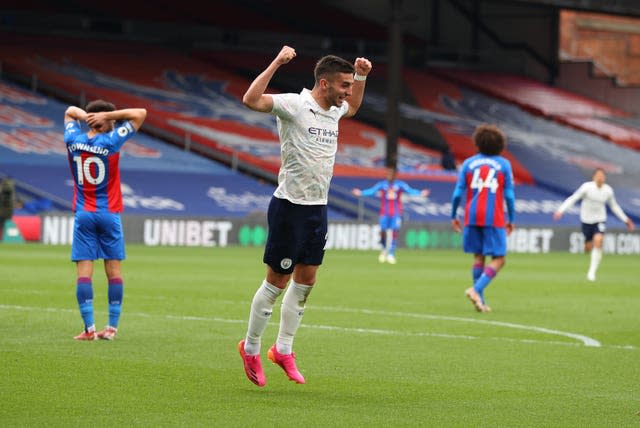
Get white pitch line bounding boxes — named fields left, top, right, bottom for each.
left=310, top=305, right=603, bottom=348
left=0, top=304, right=633, bottom=350
left=301, top=323, right=611, bottom=349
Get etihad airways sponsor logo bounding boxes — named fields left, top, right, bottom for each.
left=308, top=127, right=338, bottom=138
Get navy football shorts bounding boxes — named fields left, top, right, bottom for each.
left=71, top=211, right=125, bottom=261
left=263, top=197, right=328, bottom=274
left=581, top=222, right=606, bottom=242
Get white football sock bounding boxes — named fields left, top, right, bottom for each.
left=244, top=280, right=282, bottom=355
left=588, top=247, right=602, bottom=277
left=276, top=281, right=313, bottom=355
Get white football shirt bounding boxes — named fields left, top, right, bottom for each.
left=557, top=181, right=629, bottom=224
left=270, top=89, right=349, bottom=205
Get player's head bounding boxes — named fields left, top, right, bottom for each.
left=473, top=124, right=506, bottom=156
left=386, top=166, right=397, bottom=181
left=592, top=168, right=606, bottom=186
left=85, top=99, right=116, bottom=132
left=314, top=55, right=355, bottom=107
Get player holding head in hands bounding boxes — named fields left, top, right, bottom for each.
left=450, top=124, right=515, bottom=313
left=352, top=166, right=430, bottom=264
left=238, top=45, right=372, bottom=386
left=553, top=168, right=634, bottom=281
left=64, top=100, right=146, bottom=340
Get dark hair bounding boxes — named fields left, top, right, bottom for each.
left=473, top=124, right=506, bottom=156
left=85, top=99, right=116, bottom=113
left=592, top=167, right=605, bottom=176
left=314, top=55, right=355, bottom=83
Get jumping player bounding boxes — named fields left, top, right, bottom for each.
left=238, top=45, right=372, bottom=386
left=64, top=100, right=147, bottom=340
left=553, top=168, right=634, bottom=281
left=352, top=166, right=430, bottom=264
left=450, top=124, right=515, bottom=312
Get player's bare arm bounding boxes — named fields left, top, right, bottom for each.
left=451, top=218, right=462, bottom=233
left=243, top=45, right=296, bottom=113
left=64, top=106, right=87, bottom=123
left=344, top=57, right=372, bottom=118
left=87, top=108, right=147, bottom=131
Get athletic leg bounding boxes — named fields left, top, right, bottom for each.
left=587, top=233, right=604, bottom=281
left=74, top=260, right=96, bottom=340
left=244, top=267, right=287, bottom=355
left=475, top=257, right=505, bottom=299
left=238, top=267, right=287, bottom=387
left=276, top=264, right=316, bottom=354
left=465, top=227, right=507, bottom=312
left=71, top=212, right=99, bottom=339
left=267, top=263, right=316, bottom=384
left=0, top=216, right=6, bottom=241
left=472, top=254, right=485, bottom=284
left=95, top=260, right=123, bottom=340
left=378, top=217, right=389, bottom=262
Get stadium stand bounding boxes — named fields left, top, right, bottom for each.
left=1, top=3, right=639, bottom=226
left=432, top=68, right=640, bottom=151
left=0, top=79, right=307, bottom=218
left=0, top=31, right=452, bottom=219
left=0, top=33, right=447, bottom=174
left=1, top=0, right=291, bottom=32
left=193, top=47, right=640, bottom=218
left=192, top=50, right=453, bottom=158
left=192, top=49, right=640, bottom=225
left=422, top=68, right=640, bottom=223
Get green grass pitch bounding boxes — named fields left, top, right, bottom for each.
left=1, top=244, right=639, bottom=427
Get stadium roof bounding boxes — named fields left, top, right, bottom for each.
left=510, top=0, right=640, bottom=17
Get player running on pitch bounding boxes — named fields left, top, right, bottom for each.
left=553, top=168, right=634, bottom=281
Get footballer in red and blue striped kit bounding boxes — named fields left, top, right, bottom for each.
left=451, top=124, right=515, bottom=313
left=353, top=166, right=429, bottom=264
left=64, top=100, right=146, bottom=340
left=65, top=121, right=129, bottom=214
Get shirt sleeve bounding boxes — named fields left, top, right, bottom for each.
left=360, top=181, right=384, bottom=197
left=64, top=121, right=81, bottom=145
left=503, top=161, right=515, bottom=223
left=606, top=188, right=629, bottom=223
left=398, top=181, right=423, bottom=196
left=450, top=162, right=468, bottom=219
left=271, top=93, right=303, bottom=120
left=557, top=183, right=587, bottom=214
left=106, top=121, right=137, bottom=152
